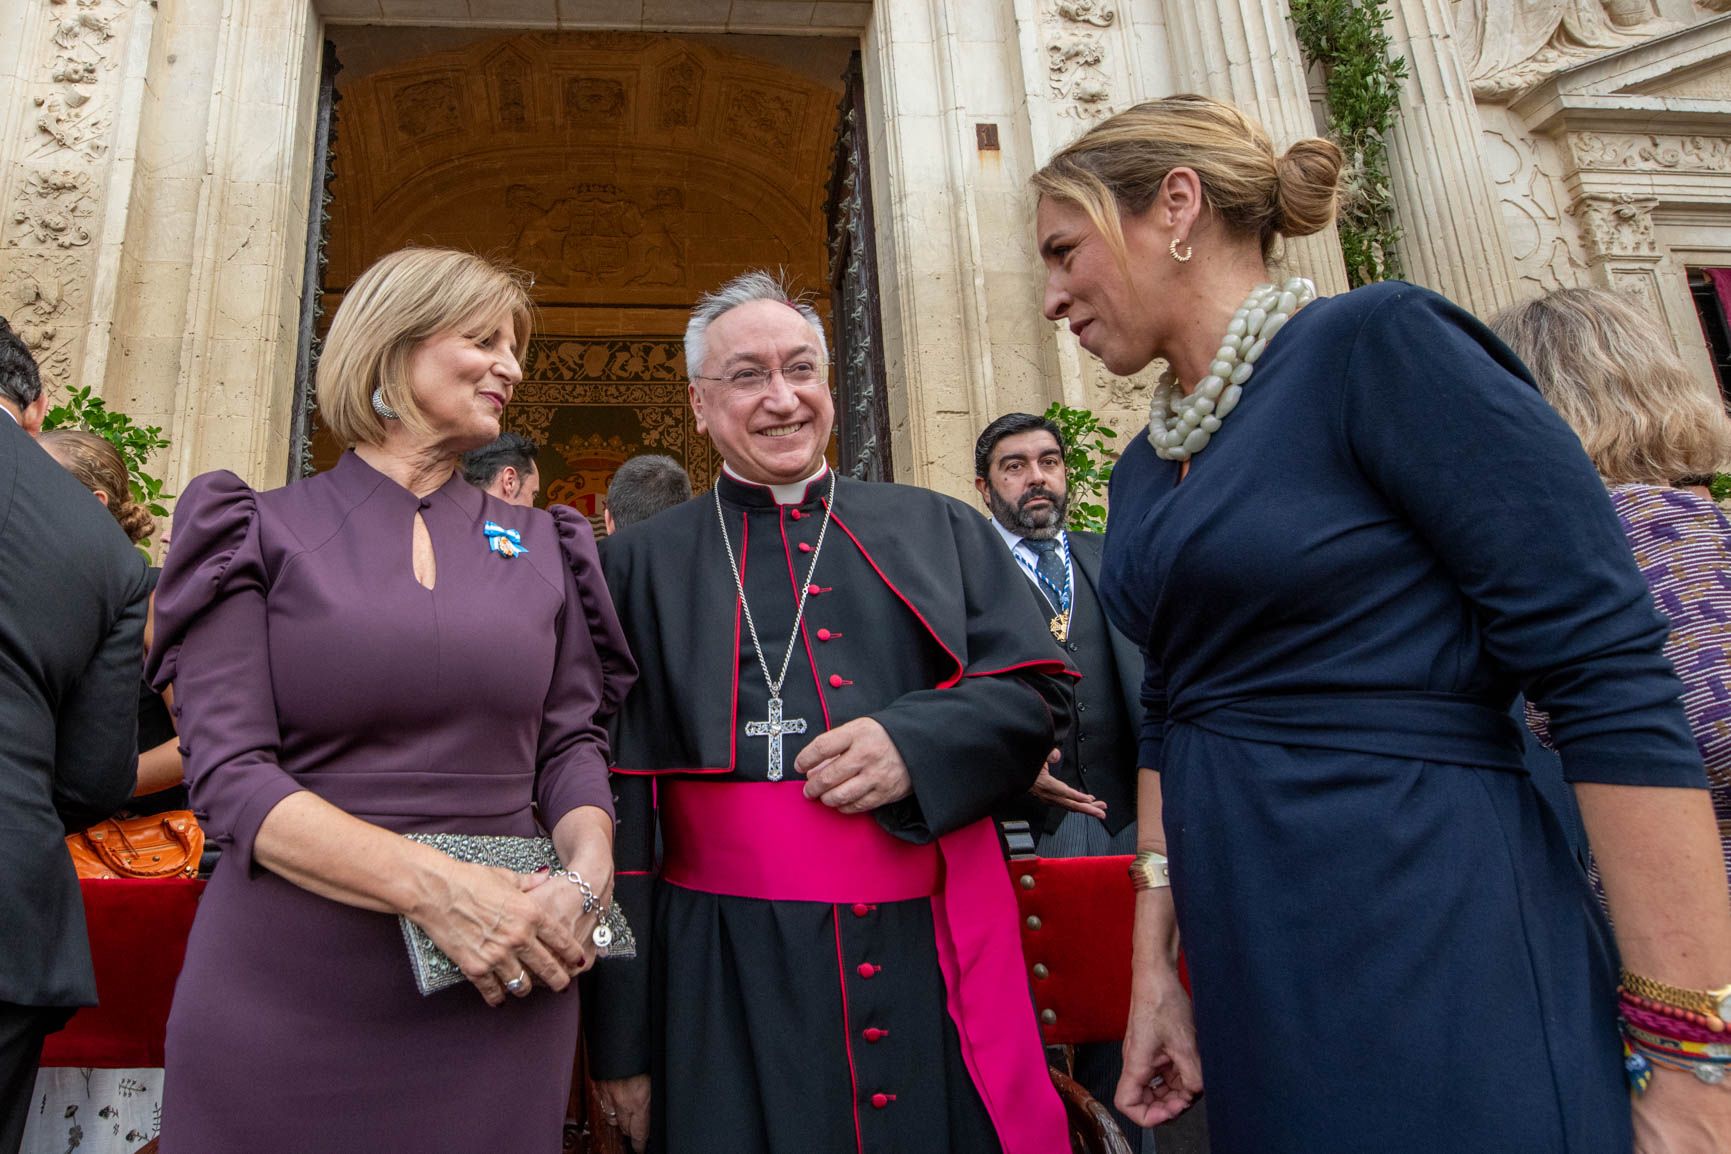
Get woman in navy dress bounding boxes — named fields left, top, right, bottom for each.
left=147, top=247, right=636, bottom=1151
left=1029, top=96, right=1731, bottom=1152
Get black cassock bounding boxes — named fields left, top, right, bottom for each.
left=591, top=470, right=1075, bottom=1154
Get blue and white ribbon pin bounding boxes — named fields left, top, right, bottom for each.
left=483, top=520, right=527, bottom=558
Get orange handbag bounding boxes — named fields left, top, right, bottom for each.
left=66, top=811, right=204, bottom=879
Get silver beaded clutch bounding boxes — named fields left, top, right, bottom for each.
left=399, top=833, right=635, bottom=996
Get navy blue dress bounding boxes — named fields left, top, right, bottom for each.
left=1099, top=281, right=1706, bottom=1153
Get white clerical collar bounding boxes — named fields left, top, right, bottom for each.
left=723, top=462, right=831, bottom=506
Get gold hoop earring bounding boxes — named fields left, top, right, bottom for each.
left=1168, top=237, right=1193, bottom=264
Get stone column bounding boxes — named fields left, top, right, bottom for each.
left=864, top=0, right=1095, bottom=498
left=1379, top=0, right=1520, bottom=315
left=1161, top=0, right=1351, bottom=296
left=1567, top=184, right=1718, bottom=391
left=168, top=0, right=321, bottom=489
left=99, top=0, right=227, bottom=447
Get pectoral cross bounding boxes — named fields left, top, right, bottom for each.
left=746, top=696, right=808, bottom=782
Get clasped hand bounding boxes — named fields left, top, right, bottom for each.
left=412, top=857, right=612, bottom=1006
left=794, top=716, right=912, bottom=814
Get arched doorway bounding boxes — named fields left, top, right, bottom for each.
left=310, top=29, right=856, bottom=525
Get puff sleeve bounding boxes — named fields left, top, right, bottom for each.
left=538, top=506, right=637, bottom=827
left=146, top=471, right=305, bottom=870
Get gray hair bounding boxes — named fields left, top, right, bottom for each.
left=684, top=270, right=829, bottom=379
left=606, top=454, right=693, bottom=530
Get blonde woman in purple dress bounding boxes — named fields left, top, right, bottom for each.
left=147, top=248, right=636, bottom=1151
left=1495, top=288, right=1731, bottom=906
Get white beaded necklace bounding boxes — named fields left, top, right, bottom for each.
left=1147, top=276, right=1317, bottom=461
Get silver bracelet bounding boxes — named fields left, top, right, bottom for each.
left=552, top=867, right=603, bottom=915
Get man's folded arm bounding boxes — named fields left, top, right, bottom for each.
left=872, top=667, right=1074, bottom=843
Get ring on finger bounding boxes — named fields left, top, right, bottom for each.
left=504, top=969, right=530, bottom=995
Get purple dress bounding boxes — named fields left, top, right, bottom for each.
left=1533, top=483, right=1731, bottom=902
left=146, top=451, right=635, bottom=1152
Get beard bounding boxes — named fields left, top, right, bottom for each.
left=987, top=483, right=1069, bottom=540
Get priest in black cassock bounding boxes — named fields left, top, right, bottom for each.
left=588, top=270, right=1075, bottom=1154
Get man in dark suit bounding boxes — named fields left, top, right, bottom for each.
left=0, top=318, right=149, bottom=1152
left=976, top=412, right=1142, bottom=851
left=975, top=411, right=1152, bottom=1150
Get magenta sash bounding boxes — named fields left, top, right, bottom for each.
left=660, top=781, right=1067, bottom=1154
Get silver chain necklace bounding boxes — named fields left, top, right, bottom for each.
left=714, top=474, right=837, bottom=781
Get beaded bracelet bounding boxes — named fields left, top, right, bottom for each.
left=1622, top=995, right=1728, bottom=1046
left=1619, top=985, right=1727, bottom=1034
left=1620, top=970, right=1731, bottom=1032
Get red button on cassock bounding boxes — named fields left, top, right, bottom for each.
left=808, top=583, right=821, bottom=594
left=829, top=674, right=846, bottom=688
left=857, top=963, right=880, bottom=979
left=790, top=509, right=803, bottom=520
left=798, top=542, right=812, bottom=553
left=851, top=902, right=870, bottom=917
left=871, top=1093, right=894, bottom=1109
left=863, top=1027, right=888, bottom=1043
left=818, top=629, right=832, bottom=641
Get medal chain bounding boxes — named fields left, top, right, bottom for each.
left=1013, top=534, right=1072, bottom=614
left=714, top=475, right=838, bottom=700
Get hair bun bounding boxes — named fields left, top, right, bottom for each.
left=116, top=499, right=156, bottom=545
left=1273, top=138, right=1344, bottom=239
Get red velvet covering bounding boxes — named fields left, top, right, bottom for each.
left=40, top=878, right=203, bottom=1068
left=1013, top=855, right=1135, bottom=1045
left=1011, top=855, right=1188, bottom=1047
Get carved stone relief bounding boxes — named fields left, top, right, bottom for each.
left=32, top=90, right=113, bottom=160
left=1610, top=268, right=1663, bottom=316
left=1571, top=132, right=1731, bottom=173
left=658, top=54, right=703, bottom=129
left=392, top=77, right=462, bottom=141
left=488, top=51, right=532, bottom=130
left=506, top=184, right=688, bottom=287
left=8, top=170, right=96, bottom=249
left=1041, top=0, right=1118, bottom=122
left=723, top=87, right=803, bottom=152
left=1105, top=365, right=1153, bottom=409
left=1457, top=0, right=1675, bottom=101
left=1482, top=125, right=1586, bottom=294
left=1567, top=191, right=1659, bottom=260
left=562, top=77, right=629, bottom=125
left=1, top=255, right=84, bottom=384
left=29, top=0, right=127, bottom=163
left=1056, top=0, right=1115, bottom=27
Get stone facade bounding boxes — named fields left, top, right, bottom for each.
left=1, top=0, right=1727, bottom=505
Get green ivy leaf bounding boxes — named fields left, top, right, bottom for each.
left=37, top=389, right=174, bottom=522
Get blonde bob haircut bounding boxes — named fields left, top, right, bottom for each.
left=316, top=247, right=533, bottom=447
left=1029, top=93, right=1343, bottom=269
left=1490, top=287, right=1731, bottom=486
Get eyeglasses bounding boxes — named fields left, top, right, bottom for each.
left=691, top=360, right=829, bottom=390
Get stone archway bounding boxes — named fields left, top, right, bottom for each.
left=313, top=29, right=852, bottom=520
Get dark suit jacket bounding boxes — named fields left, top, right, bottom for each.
left=0, top=417, right=149, bottom=1007
left=1004, top=529, right=1145, bottom=836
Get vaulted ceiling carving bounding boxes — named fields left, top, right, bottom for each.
left=324, top=32, right=842, bottom=306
